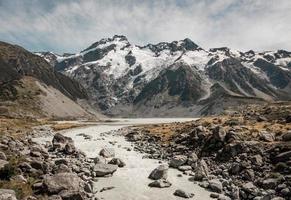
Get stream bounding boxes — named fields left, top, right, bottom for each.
left=35, top=118, right=212, bottom=200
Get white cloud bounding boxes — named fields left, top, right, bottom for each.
left=0, top=0, right=290, bottom=53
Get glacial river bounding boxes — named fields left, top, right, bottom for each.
left=36, top=118, right=212, bottom=200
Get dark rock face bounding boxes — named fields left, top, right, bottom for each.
left=0, top=41, right=87, bottom=102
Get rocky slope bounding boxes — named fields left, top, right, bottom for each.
left=125, top=102, right=291, bottom=199
left=0, top=41, right=100, bottom=119
left=38, top=35, right=291, bottom=117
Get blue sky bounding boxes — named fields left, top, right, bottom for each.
left=1, top=0, right=291, bottom=53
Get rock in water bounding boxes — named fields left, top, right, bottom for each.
left=43, top=173, right=83, bottom=194
left=169, top=155, right=188, bottom=168
left=0, top=189, right=17, bottom=200
left=99, top=148, right=115, bottom=158
left=148, top=179, right=172, bottom=188
left=173, top=189, right=194, bottom=198
left=148, top=164, right=168, bottom=180
left=93, top=163, right=118, bottom=177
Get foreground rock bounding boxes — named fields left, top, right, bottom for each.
left=108, top=158, right=126, bottom=167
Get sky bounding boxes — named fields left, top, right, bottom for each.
left=0, top=0, right=291, bottom=53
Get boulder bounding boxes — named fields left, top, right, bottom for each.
left=213, top=126, right=226, bottom=142
left=208, top=179, right=223, bottom=193
left=262, top=178, right=278, bottom=189
left=93, top=164, right=118, bottom=177
left=0, top=189, right=17, bottom=200
left=282, top=131, right=291, bottom=141
left=173, top=189, right=194, bottom=198
left=148, top=164, right=168, bottom=180
left=260, top=131, right=275, bottom=142
left=52, top=133, right=74, bottom=151
left=108, top=158, right=126, bottom=167
left=43, top=173, right=83, bottom=194
left=0, top=159, right=8, bottom=170
left=148, top=179, right=172, bottom=188
left=193, top=159, right=209, bottom=181
left=0, top=151, right=7, bottom=160
left=99, top=148, right=115, bottom=158
left=187, top=152, right=198, bottom=166
left=169, top=155, right=188, bottom=168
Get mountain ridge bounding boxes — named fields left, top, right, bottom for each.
left=36, top=35, right=291, bottom=117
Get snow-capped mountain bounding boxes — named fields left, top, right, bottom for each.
left=37, top=35, right=291, bottom=117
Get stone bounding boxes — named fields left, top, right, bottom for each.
left=99, top=148, right=115, bottom=158
left=108, top=158, right=126, bottom=167
left=193, top=159, right=209, bottom=181
left=148, top=179, right=172, bottom=188
left=262, top=178, right=278, bottom=189
left=274, top=151, right=291, bottom=162
left=251, top=154, right=263, bottom=166
left=178, top=165, right=192, bottom=172
left=93, top=163, right=118, bottom=177
left=187, top=152, right=198, bottom=165
left=148, top=164, right=168, bottom=180
left=43, top=173, right=83, bottom=194
left=173, top=189, right=194, bottom=198
left=282, top=131, right=291, bottom=141
left=59, top=190, right=84, bottom=200
left=0, top=189, right=17, bottom=200
left=209, top=179, right=223, bottom=193
left=52, top=133, right=74, bottom=151
left=213, top=126, right=226, bottom=142
left=169, top=155, right=188, bottom=168
left=100, top=186, right=115, bottom=192
left=210, top=193, right=219, bottom=198
left=0, top=151, right=7, bottom=160
left=11, top=175, right=27, bottom=183
left=0, top=159, right=8, bottom=170
left=260, top=131, right=275, bottom=142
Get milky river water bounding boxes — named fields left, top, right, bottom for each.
left=35, top=118, right=212, bottom=200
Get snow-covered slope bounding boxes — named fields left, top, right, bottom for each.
left=37, top=35, right=291, bottom=117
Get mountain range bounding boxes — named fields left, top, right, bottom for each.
left=36, top=35, right=291, bottom=117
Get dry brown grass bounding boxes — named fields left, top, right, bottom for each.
left=51, top=122, right=87, bottom=131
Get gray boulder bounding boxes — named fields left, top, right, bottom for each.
left=99, top=148, right=115, bottom=158
left=0, top=151, right=7, bottom=160
left=0, top=189, right=17, bottom=200
left=282, top=131, right=291, bottom=141
left=148, top=164, right=168, bottom=180
left=169, top=155, right=188, bottom=168
left=93, top=163, right=118, bottom=177
left=173, top=189, right=194, bottom=198
left=0, top=159, right=8, bottom=170
left=43, top=173, right=83, bottom=194
left=193, top=159, right=209, bottom=181
left=260, top=131, right=275, bottom=142
left=208, top=179, right=223, bottom=193
left=52, top=133, right=74, bottom=152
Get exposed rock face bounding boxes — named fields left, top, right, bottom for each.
left=38, top=35, right=291, bottom=117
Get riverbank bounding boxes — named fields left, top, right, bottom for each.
left=125, top=103, right=291, bottom=200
